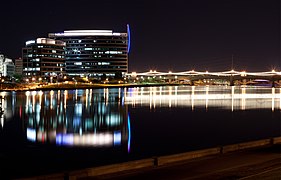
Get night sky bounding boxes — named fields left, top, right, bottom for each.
left=0, top=0, right=280, bottom=72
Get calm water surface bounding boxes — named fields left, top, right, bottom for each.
left=0, top=85, right=280, bottom=177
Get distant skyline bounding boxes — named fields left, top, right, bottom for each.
left=0, top=0, right=280, bottom=72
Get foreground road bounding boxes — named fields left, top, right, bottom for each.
left=84, top=145, right=281, bottom=180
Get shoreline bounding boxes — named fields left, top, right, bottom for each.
left=0, top=83, right=182, bottom=92
left=0, top=83, right=278, bottom=92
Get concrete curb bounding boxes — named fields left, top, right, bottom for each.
left=23, top=136, right=281, bottom=180
left=222, top=139, right=271, bottom=153
left=273, top=137, right=281, bottom=144
left=68, top=158, right=154, bottom=179
left=157, top=147, right=221, bottom=166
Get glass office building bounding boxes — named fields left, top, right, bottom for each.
left=48, top=29, right=129, bottom=77
left=22, top=38, right=65, bottom=77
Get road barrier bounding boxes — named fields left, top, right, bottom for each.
left=273, top=137, right=281, bottom=144
left=157, top=147, right=221, bottom=166
left=222, top=139, right=271, bottom=153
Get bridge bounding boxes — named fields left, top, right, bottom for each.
left=126, top=70, right=281, bottom=87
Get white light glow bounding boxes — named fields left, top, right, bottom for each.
left=27, top=128, right=36, bottom=142
left=51, top=30, right=123, bottom=37
left=125, top=86, right=281, bottom=110
left=26, top=40, right=35, bottom=46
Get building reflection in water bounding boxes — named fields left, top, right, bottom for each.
left=1, top=85, right=280, bottom=150
left=0, top=95, right=4, bottom=128
left=23, top=89, right=130, bottom=151
left=0, top=91, right=15, bottom=129
left=125, top=86, right=281, bottom=111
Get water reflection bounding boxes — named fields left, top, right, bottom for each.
left=22, top=89, right=130, bottom=149
left=0, top=96, right=4, bottom=128
left=0, top=92, right=14, bottom=129
left=0, top=85, right=280, bottom=150
left=125, top=86, right=281, bottom=110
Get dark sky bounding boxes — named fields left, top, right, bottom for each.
left=0, top=0, right=280, bottom=72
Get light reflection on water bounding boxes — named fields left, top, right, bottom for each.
left=125, top=86, right=281, bottom=111
left=0, top=85, right=280, bottom=150
left=1, top=89, right=130, bottom=150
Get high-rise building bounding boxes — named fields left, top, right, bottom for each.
left=15, top=58, right=23, bottom=75
left=22, top=38, right=65, bottom=77
left=0, top=54, right=15, bottom=77
left=48, top=27, right=129, bottom=77
left=3, top=59, right=15, bottom=77
left=0, top=54, right=4, bottom=76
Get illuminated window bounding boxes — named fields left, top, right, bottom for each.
left=74, top=62, right=82, bottom=65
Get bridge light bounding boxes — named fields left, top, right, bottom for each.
left=154, top=70, right=157, bottom=73
left=150, top=70, right=153, bottom=73
left=241, top=71, right=247, bottom=77
left=191, top=70, right=195, bottom=72
left=272, top=69, right=275, bottom=73
left=206, top=71, right=208, bottom=74
left=231, top=69, right=234, bottom=72
left=169, top=71, right=172, bottom=74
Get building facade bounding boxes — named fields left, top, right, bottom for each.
left=0, top=55, right=4, bottom=76
left=22, top=38, right=65, bottom=77
left=48, top=29, right=129, bottom=77
left=15, top=58, right=23, bottom=75
left=0, top=54, right=15, bottom=77
left=3, top=58, right=15, bottom=77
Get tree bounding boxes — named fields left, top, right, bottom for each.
left=13, top=74, right=23, bottom=82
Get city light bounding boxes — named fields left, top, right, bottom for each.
left=124, top=86, right=281, bottom=110
left=241, top=71, right=247, bottom=77
left=126, top=70, right=281, bottom=77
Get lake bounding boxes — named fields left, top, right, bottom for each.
left=0, top=85, right=280, bottom=178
